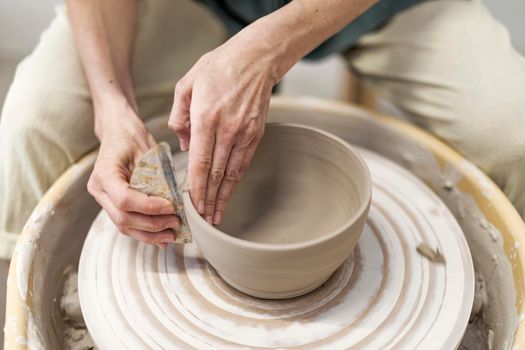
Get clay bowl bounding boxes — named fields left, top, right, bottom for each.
left=183, top=123, right=372, bottom=299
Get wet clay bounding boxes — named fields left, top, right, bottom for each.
left=182, top=124, right=372, bottom=299
left=218, top=124, right=363, bottom=244
left=78, top=147, right=473, bottom=349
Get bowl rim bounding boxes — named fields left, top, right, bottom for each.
left=183, top=122, right=372, bottom=252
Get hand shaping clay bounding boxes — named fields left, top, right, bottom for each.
left=78, top=146, right=474, bottom=349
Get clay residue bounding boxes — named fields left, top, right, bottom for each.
left=15, top=203, right=54, bottom=302
left=64, top=327, right=95, bottom=350
left=398, top=145, right=519, bottom=349
left=416, top=243, right=445, bottom=264
left=60, top=267, right=95, bottom=350
left=60, top=267, right=85, bottom=328
left=460, top=272, right=491, bottom=350
left=8, top=202, right=55, bottom=349
left=460, top=317, right=492, bottom=350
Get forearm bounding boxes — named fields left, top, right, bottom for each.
left=66, top=0, right=138, bottom=138
left=231, top=0, right=377, bottom=83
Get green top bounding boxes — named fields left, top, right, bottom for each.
left=198, top=0, right=426, bottom=60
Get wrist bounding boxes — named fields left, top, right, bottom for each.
left=91, top=77, right=137, bottom=109
left=94, top=94, right=142, bottom=141
left=227, top=28, right=288, bottom=86
left=234, top=8, right=311, bottom=84
left=235, top=0, right=377, bottom=83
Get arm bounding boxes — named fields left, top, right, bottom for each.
left=169, top=0, right=377, bottom=225
left=67, top=0, right=138, bottom=125
left=248, top=0, right=378, bottom=81
left=67, top=0, right=180, bottom=247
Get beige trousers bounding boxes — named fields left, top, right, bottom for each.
left=1, top=0, right=524, bottom=260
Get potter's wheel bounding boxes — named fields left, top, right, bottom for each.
left=79, top=148, right=474, bottom=349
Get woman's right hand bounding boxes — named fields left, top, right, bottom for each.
left=88, top=101, right=180, bottom=248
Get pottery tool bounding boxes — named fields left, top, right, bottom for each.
left=129, top=142, right=192, bottom=243
left=79, top=148, right=474, bottom=349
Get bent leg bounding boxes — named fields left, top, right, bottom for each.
left=346, top=0, right=525, bottom=217
left=0, top=7, right=94, bottom=258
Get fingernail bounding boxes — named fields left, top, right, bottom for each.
left=205, top=216, right=213, bottom=225
left=213, top=211, right=222, bottom=225
left=197, top=200, right=204, bottom=214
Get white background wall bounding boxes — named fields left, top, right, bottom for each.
left=0, top=0, right=62, bottom=60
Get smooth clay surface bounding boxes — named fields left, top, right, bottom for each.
left=183, top=123, right=372, bottom=299
left=217, top=124, right=364, bottom=244
left=78, top=147, right=474, bottom=350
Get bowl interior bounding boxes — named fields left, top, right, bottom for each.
left=218, top=123, right=370, bottom=244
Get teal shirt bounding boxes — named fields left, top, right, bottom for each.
left=198, top=0, right=425, bottom=59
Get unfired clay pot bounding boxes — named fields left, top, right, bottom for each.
left=183, top=123, right=372, bottom=299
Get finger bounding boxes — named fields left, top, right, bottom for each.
left=238, top=136, right=260, bottom=181
left=213, top=118, right=264, bottom=225
left=94, top=192, right=177, bottom=244
left=87, top=173, right=102, bottom=198
left=225, top=138, right=260, bottom=209
left=115, top=211, right=180, bottom=233
left=188, top=119, right=216, bottom=215
left=97, top=190, right=179, bottom=232
left=212, top=143, right=249, bottom=225
left=123, top=228, right=177, bottom=245
left=237, top=117, right=265, bottom=182
left=103, top=173, right=175, bottom=215
left=168, top=79, right=192, bottom=151
left=204, top=134, right=234, bottom=224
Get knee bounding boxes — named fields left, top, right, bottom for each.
left=0, top=92, right=66, bottom=176
left=440, top=83, right=525, bottom=216
left=443, top=75, right=525, bottom=172
left=0, top=81, right=76, bottom=199
left=1, top=73, right=55, bottom=152
left=1, top=74, right=47, bottom=152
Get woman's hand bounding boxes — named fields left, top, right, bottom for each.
left=168, top=0, right=377, bottom=226
left=168, top=40, right=275, bottom=226
left=88, top=102, right=180, bottom=248
left=69, top=0, right=181, bottom=246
